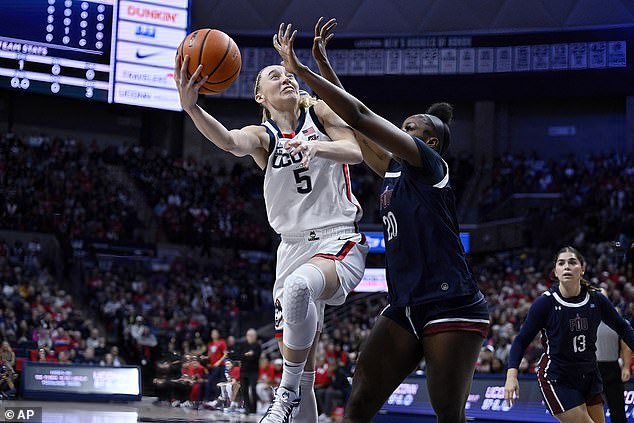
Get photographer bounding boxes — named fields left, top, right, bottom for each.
left=0, top=364, right=16, bottom=399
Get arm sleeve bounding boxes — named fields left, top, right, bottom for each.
left=403, top=136, right=446, bottom=185
left=597, top=293, right=634, bottom=350
left=508, top=295, right=550, bottom=369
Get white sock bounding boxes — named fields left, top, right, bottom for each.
left=280, top=359, right=306, bottom=393
left=294, top=371, right=317, bottom=423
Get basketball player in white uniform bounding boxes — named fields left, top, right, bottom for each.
left=174, top=57, right=368, bottom=423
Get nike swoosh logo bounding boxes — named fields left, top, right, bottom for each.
left=136, top=51, right=161, bottom=59
left=338, top=234, right=358, bottom=241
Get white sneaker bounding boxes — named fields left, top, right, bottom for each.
left=259, top=386, right=301, bottom=423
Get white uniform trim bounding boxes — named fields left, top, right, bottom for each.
left=433, top=158, right=450, bottom=188
left=405, top=306, right=420, bottom=339
left=538, top=334, right=565, bottom=414
left=423, top=317, right=491, bottom=328
left=552, top=292, right=590, bottom=308
left=385, top=171, right=401, bottom=178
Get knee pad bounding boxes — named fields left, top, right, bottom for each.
left=283, top=263, right=325, bottom=325
left=283, top=301, right=318, bottom=350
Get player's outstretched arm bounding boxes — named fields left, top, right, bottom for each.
left=311, top=18, right=392, bottom=177
left=174, top=55, right=267, bottom=165
left=312, top=17, right=343, bottom=89
left=274, top=23, right=422, bottom=167
left=285, top=100, right=361, bottom=169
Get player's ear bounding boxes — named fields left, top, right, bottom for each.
left=426, top=137, right=440, bottom=150
left=255, top=92, right=265, bottom=104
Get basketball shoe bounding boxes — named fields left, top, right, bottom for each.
left=259, top=386, right=300, bottom=423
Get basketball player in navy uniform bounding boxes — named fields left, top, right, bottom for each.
left=504, top=246, right=634, bottom=423
left=174, top=56, right=368, bottom=423
left=274, top=21, right=490, bottom=423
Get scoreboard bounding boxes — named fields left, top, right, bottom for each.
left=0, top=0, right=189, bottom=111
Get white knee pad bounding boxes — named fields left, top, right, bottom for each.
left=283, top=263, right=325, bottom=325
left=283, top=300, right=318, bottom=350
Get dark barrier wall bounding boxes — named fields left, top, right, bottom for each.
left=380, top=374, right=634, bottom=422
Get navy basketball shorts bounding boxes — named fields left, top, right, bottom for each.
left=381, top=291, right=490, bottom=339
left=537, top=364, right=603, bottom=415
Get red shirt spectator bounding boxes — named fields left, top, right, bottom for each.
left=206, top=329, right=227, bottom=369
left=258, top=359, right=275, bottom=383
left=315, top=362, right=330, bottom=388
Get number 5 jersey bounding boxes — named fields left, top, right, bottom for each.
left=262, top=106, right=362, bottom=235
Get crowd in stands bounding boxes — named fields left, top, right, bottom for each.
left=0, top=239, right=127, bottom=399
left=479, top=152, right=634, bottom=228
left=111, top=145, right=273, bottom=249
left=1, top=132, right=476, bottom=250
left=83, top=253, right=274, bottom=355
left=0, top=133, right=143, bottom=243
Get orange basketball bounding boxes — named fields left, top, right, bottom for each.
left=177, top=29, right=241, bottom=94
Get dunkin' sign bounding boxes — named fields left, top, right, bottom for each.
left=120, top=1, right=187, bottom=28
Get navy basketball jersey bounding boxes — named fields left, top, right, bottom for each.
left=379, top=136, right=478, bottom=307
left=508, top=285, right=634, bottom=374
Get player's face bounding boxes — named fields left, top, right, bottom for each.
left=256, top=65, right=299, bottom=104
left=402, top=115, right=440, bottom=152
left=554, top=252, right=585, bottom=283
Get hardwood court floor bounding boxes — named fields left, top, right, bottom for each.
left=1, top=398, right=261, bottom=423
left=1, top=399, right=519, bottom=422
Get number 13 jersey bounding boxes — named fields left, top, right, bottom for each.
left=262, top=106, right=362, bottom=235
left=508, top=284, right=634, bottom=374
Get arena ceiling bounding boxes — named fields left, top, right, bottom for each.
left=192, top=0, right=634, bottom=36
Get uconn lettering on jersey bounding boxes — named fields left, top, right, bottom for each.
left=271, top=132, right=318, bottom=169
left=272, top=144, right=303, bottom=169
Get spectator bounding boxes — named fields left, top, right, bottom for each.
left=0, top=341, right=15, bottom=368
left=215, top=360, right=241, bottom=411
left=110, top=346, right=125, bottom=367
left=204, top=329, right=227, bottom=403
left=100, top=353, right=114, bottom=367
left=0, top=364, right=16, bottom=399
left=77, top=347, right=99, bottom=365
left=174, top=354, right=207, bottom=408
left=256, top=356, right=276, bottom=412
left=320, top=359, right=351, bottom=419
left=238, top=328, right=261, bottom=415
left=86, top=328, right=100, bottom=350
left=58, top=350, right=72, bottom=364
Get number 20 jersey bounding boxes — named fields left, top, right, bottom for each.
left=380, top=136, right=478, bottom=307
left=262, top=106, right=362, bottom=235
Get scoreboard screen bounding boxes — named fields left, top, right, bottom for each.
left=0, top=0, right=189, bottom=111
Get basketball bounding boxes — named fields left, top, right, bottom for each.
left=177, top=29, right=241, bottom=94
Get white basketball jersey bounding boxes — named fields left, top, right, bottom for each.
left=262, top=106, right=362, bottom=235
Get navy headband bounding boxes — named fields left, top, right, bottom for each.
left=423, top=114, right=445, bottom=142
